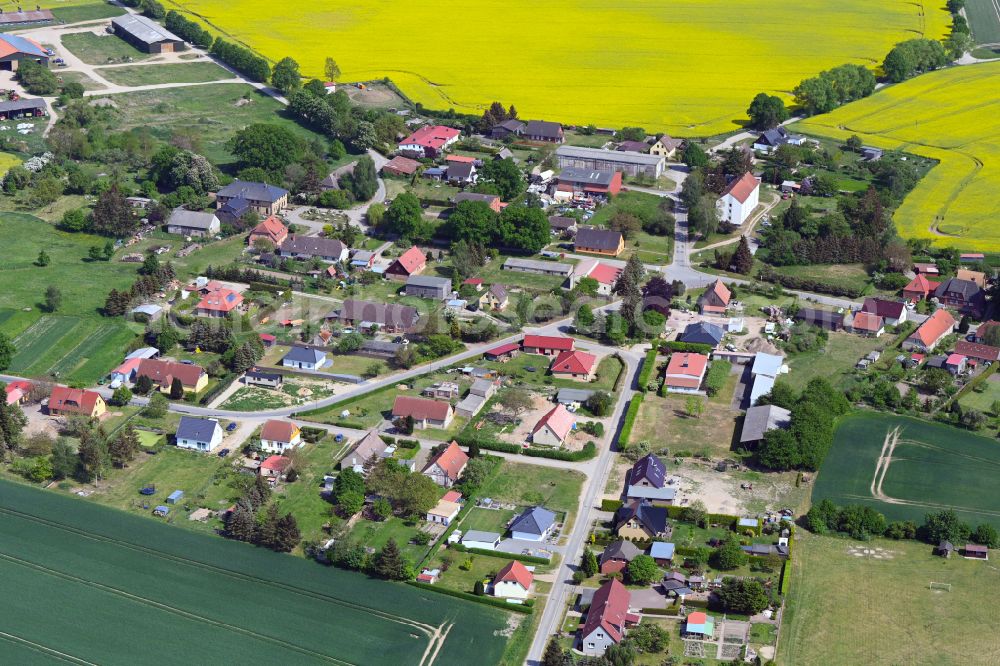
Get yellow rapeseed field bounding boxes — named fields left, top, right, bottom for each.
left=797, top=62, right=1000, bottom=252
left=165, top=0, right=948, bottom=133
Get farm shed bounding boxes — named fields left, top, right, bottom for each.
left=167, top=490, right=184, bottom=504
left=111, top=14, right=186, bottom=53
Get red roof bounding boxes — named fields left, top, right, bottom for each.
left=382, top=155, right=420, bottom=175
left=393, top=395, right=452, bottom=421
left=0, top=34, right=45, bottom=59
left=720, top=172, right=759, bottom=203
left=260, top=455, right=291, bottom=472
left=249, top=215, right=287, bottom=245
left=442, top=490, right=462, bottom=503
left=112, top=357, right=142, bottom=377
left=391, top=246, right=427, bottom=276
left=533, top=404, right=575, bottom=441
left=903, top=274, right=939, bottom=297
left=259, top=333, right=276, bottom=343
left=485, top=342, right=521, bottom=357
left=550, top=350, right=597, bottom=376
left=909, top=309, right=956, bottom=347
left=196, top=288, right=243, bottom=313
left=861, top=298, right=906, bottom=319
left=851, top=311, right=883, bottom=333
left=494, top=560, right=533, bottom=590
left=5, top=380, right=30, bottom=404
left=463, top=278, right=483, bottom=285
left=523, top=335, right=574, bottom=351
left=446, top=154, right=476, bottom=163
left=581, top=579, right=631, bottom=644
left=48, top=386, right=103, bottom=415
left=664, top=353, right=708, bottom=388
left=137, top=358, right=205, bottom=389
left=424, top=441, right=469, bottom=481
left=260, top=419, right=299, bottom=443
left=954, top=340, right=1000, bottom=361
left=588, top=263, right=622, bottom=285
left=400, top=125, right=461, bottom=151
left=946, top=353, right=966, bottom=366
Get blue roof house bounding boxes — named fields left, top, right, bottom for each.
left=510, top=506, right=557, bottom=541
left=650, top=542, right=675, bottom=564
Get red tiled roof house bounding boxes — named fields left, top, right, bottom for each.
left=393, top=395, right=454, bottom=430
left=902, top=274, right=940, bottom=302
left=580, top=579, right=634, bottom=656
left=532, top=404, right=575, bottom=447
left=522, top=335, right=574, bottom=356
left=386, top=246, right=427, bottom=282
left=663, top=353, right=709, bottom=394
left=422, top=440, right=469, bottom=487
left=716, top=173, right=760, bottom=226
left=492, top=560, right=533, bottom=601
left=136, top=358, right=209, bottom=393
left=398, top=125, right=461, bottom=158
left=902, top=309, right=956, bottom=352
left=549, top=349, right=598, bottom=381
left=47, top=386, right=106, bottom=418
left=698, top=279, right=731, bottom=315
left=248, top=215, right=288, bottom=248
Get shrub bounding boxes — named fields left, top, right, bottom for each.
left=618, top=394, right=644, bottom=447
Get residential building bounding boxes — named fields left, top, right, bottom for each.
left=175, top=417, right=222, bottom=452
left=404, top=275, right=451, bottom=300
left=259, top=420, right=302, bottom=454
left=462, top=530, right=501, bottom=550
left=215, top=181, right=288, bottom=216
left=716, top=173, right=760, bottom=226
left=492, top=560, right=533, bottom=601
left=934, top=277, right=985, bottom=315
left=862, top=147, right=883, bottom=161
left=549, top=215, right=579, bottom=235
left=795, top=307, right=844, bottom=331
left=259, top=455, right=291, bottom=480
left=137, top=358, right=208, bottom=393
left=957, top=269, right=987, bottom=288
left=453, top=191, right=502, bottom=212
left=478, top=284, right=509, bottom=311
left=350, top=250, right=377, bottom=270
left=554, top=168, right=622, bottom=201
left=510, top=506, right=556, bottom=541
left=386, top=246, right=427, bottom=281
left=394, top=396, right=454, bottom=431
left=279, top=235, right=349, bottom=263
left=698, top=279, right=731, bottom=315
left=626, top=453, right=676, bottom=504
left=617, top=140, right=651, bottom=154
left=523, top=335, right=574, bottom=356
left=326, top=299, right=419, bottom=333
left=903, top=274, right=940, bottom=302
left=215, top=197, right=251, bottom=226
left=523, top=120, right=564, bottom=143
left=166, top=208, right=220, bottom=237
left=109, top=14, right=185, bottom=53
left=861, top=298, right=907, bottom=326
left=954, top=340, right=1000, bottom=363
left=752, top=127, right=804, bottom=154
left=846, top=310, right=885, bottom=337
left=570, top=258, right=621, bottom=295
left=648, top=135, right=683, bottom=157
left=490, top=119, right=526, bottom=140
left=47, top=387, right=105, bottom=417
left=903, top=309, right=956, bottom=352
left=195, top=288, right=243, bottom=318
left=398, top=125, right=461, bottom=158
left=663, top=353, right=708, bottom=394
left=532, top=404, right=575, bottom=447
left=427, top=492, right=462, bottom=526
left=248, top=215, right=288, bottom=247
left=579, top=579, right=634, bottom=655
left=358, top=340, right=403, bottom=360
left=340, top=430, right=389, bottom=473
left=556, top=145, right=665, bottom=178
left=615, top=500, right=670, bottom=539
left=650, top=542, right=676, bottom=565
left=945, top=353, right=967, bottom=375
left=502, top=257, right=573, bottom=277
left=740, top=404, right=792, bottom=447
left=422, top=440, right=468, bottom=486
left=4, top=380, right=31, bottom=406
left=484, top=342, right=521, bottom=361
left=446, top=161, right=477, bottom=185
left=381, top=155, right=420, bottom=177
left=245, top=368, right=283, bottom=389
left=679, top=321, right=724, bottom=347
left=550, top=350, right=598, bottom=381
left=574, top=227, right=625, bottom=256
left=281, top=345, right=328, bottom=370
left=599, top=540, right=643, bottom=574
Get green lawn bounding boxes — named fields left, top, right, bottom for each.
left=272, top=435, right=349, bottom=545
left=6, top=315, right=136, bottom=384
left=587, top=191, right=674, bottom=264
left=52, top=2, right=126, bottom=22
left=476, top=461, right=584, bottom=527
left=348, top=516, right=430, bottom=562
left=426, top=549, right=510, bottom=595
left=95, top=61, right=234, bottom=86
left=779, top=532, right=1000, bottom=665
left=633, top=391, right=739, bottom=458
left=459, top=507, right=515, bottom=533
left=479, top=351, right=621, bottom=393
left=782, top=331, right=884, bottom=392
left=771, top=263, right=873, bottom=295
left=958, top=374, right=1000, bottom=414
left=476, top=255, right=574, bottom=293
left=61, top=31, right=151, bottom=65
left=56, top=70, right=105, bottom=91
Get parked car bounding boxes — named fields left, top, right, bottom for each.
left=226, top=422, right=238, bottom=432
left=217, top=448, right=231, bottom=458
left=334, top=433, right=344, bottom=443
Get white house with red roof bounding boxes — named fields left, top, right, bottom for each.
left=260, top=455, right=292, bottom=480
left=195, top=287, right=243, bottom=318
left=4, top=380, right=31, bottom=406
left=570, top=258, right=622, bottom=296
left=663, top=353, right=709, bottom=394
left=716, top=172, right=760, bottom=225
left=422, top=441, right=469, bottom=487
left=392, top=395, right=454, bottom=430
left=903, top=309, right=956, bottom=352
left=532, top=404, right=575, bottom=447
left=386, top=246, right=427, bottom=281
left=549, top=349, right=598, bottom=381
left=522, top=334, right=574, bottom=356
left=248, top=215, right=288, bottom=247
left=580, top=579, right=635, bottom=655
left=259, top=420, right=302, bottom=454
left=398, top=125, right=461, bottom=158
left=492, top=560, right=533, bottom=601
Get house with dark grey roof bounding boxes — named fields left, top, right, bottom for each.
left=523, top=120, right=564, bottom=143
left=216, top=180, right=289, bottom=215
left=795, top=307, right=844, bottom=332
left=279, top=235, right=348, bottom=263
left=358, top=340, right=402, bottom=359
left=679, top=321, right=724, bottom=346
left=549, top=215, right=579, bottom=235
left=490, top=119, right=526, bottom=140
left=215, top=197, right=252, bottom=226
left=935, top=277, right=985, bottom=316
left=166, top=208, right=220, bottom=237
left=629, top=454, right=666, bottom=488
left=599, top=539, right=643, bottom=574
left=111, top=14, right=185, bottom=53
left=509, top=506, right=557, bottom=541
left=615, top=501, right=671, bottom=540
left=281, top=345, right=328, bottom=370
left=175, top=417, right=222, bottom=452
left=245, top=368, right=283, bottom=388
left=405, top=275, right=451, bottom=300
left=575, top=226, right=625, bottom=256
left=326, top=299, right=420, bottom=333
left=446, top=161, right=477, bottom=185
left=740, top=404, right=792, bottom=446
left=752, top=127, right=805, bottom=154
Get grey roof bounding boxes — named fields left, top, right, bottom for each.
left=167, top=208, right=217, bottom=230
left=740, top=404, right=792, bottom=443
left=176, top=417, right=219, bottom=443
left=111, top=14, right=182, bottom=45
left=361, top=340, right=402, bottom=354
left=246, top=368, right=282, bottom=381
left=601, top=539, right=643, bottom=563
left=556, top=388, right=595, bottom=404
left=680, top=321, right=724, bottom=345
left=502, top=257, right=572, bottom=275
left=328, top=299, right=419, bottom=329
left=626, top=485, right=677, bottom=501
left=447, top=162, right=475, bottom=179
left=559, top=167, right=616, bottom=187
left=748, top=375, right=775, bottom=407
left=556, top=145, right=665, bottom=167
left=496, top=148, right=514, bottom=160
left=282, top=345, right=325, bottom=364
left=456, top=393, right=486, bottom=414
left=935, top=277, right=982, bottom=300
left=488, top=284, right=508, bottom=300
left=344, top=430, right=388, bottom=467
left=493, top=119, right=525, bottom=133
left=218, top=198, right=251, bottom=216
left=351, top=250, right=376, bottom=263
left=462, top=530, right=501, bottom=544
left=406, top=275, right=451, bottom=289
left=616, top=501, right=669, bottom=535
left=470, top=379, right=494, bottom=396
left=280, top=235, right=347, bottom=258
left=0, top=98, right=45, bottom=113
left=510, top=506, right=556, bottom=536
left=755, top=127, right=789, bottom=147
left=631, top=453, right=666, bottom=488
left=454, top=192, right=499, bottom=205
left=217, top=180, right=288, bottom=203
left=130, top=304, right=162, bottom=316
left=575, top=226, right=623, bottom=251
left=751, top=352, right=783, bottom=379
left=524, top=120, right=562, bottom=139
left=549, top=215, right=579, bottom=230
left=796, top=307, right=844, bottom=329
left=125, top=347, right=159, bottom=360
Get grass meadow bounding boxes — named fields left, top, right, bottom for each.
left=0, top=479, right=510, bottom=665
left=95, top=61, right=234, bottom=86
left=163, top=0, right=947, bottom=132
left=814, top=412, right=1000, bottom=529
left=779, top=531, right=1000, bottom=664
left=796, top=61, right=1000, bottom=251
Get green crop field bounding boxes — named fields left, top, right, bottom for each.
left=0, top=479, right=510, bottom=665
left=966, top=0, right=1000, bottom=44
left=796, top=62, right=1000, bottom=252
left=164, top=0, right=947, bottom=133
left=779, top=531, right=1000, bottom=665
left=814, top=412, right=1000, bottom=529
left=6, top=315, right=135, bottom=384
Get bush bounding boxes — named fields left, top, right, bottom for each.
left=637, top=348, right=658, bottom=391
left=601, top=499, right=624, bottom=512
left=661, top=340, right=713, bottom=355
left=703, top=360, right=732, bottom=397
left=618, top=394, right=644, bottom=448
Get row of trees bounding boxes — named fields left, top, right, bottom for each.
left=755, top=378, right=851, bottom=471
left=210, top=37, right=271, bottom=83
left=807, top=501, right=999, bottom=547
left=225, top=474, right=301, bottom=552
left=793, top=63, right=876, bottom=116
left=882, top=38, right=950, bottom=83
left=164, top=10, right=213, bottom=48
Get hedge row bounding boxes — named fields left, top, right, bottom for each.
left=210, top=37, right=271, bottom=83
left=660, top=341, right=714, bottom=355
left=406, top=581, right=533, bottom=614
left=601, top=499, right=624, bottom=512
left=760, top=270, right=866, bottom=298
left=450, top=545, right=550, bottom=565
left=618, top=394, right=644, bottom=448
left=456, top=434, right=597, bottom=462
left=637, top=349, right=658, bottom=391
left=611, top=353, right=628, bottom=393
left=198, top=373, right=236, bottom=405
left=779, top=560, right=791, bottom=595
left=640, top=606, right=681, bottom=616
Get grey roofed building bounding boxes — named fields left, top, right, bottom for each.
left=359, top=340, right=402, bottom=357
left=245, top=368, right=282, bottom=382
left=488, top=283, right=508, bottom=301
left=549, top=215, right=579, bottom=231
left=556, top=388, right=595, bottom=405
left=495, top=147, right=515, bottom=161
left=217, top=180, right=288, bottom=204
left=502, top=257, right=573, bottom=277
left=446, top=162, right=475, bottom=181
left=166, top=208, right=219, bottom=236
left=795, top=307, right=844, bottom=331
left=747, top=374, right=775, bottom=407
left=453, top=191, right=499, bottom=206
left=470, top=378, right=495, bottom=397
left=110, top=14, right=184, bottom=50
left=175, top=416, right=219, bottom=443
left=523, top=120, right=563, bottom=142
left=625, top=485, right=677, bottom=502
left=279, top=235, right=347, bottom=260
left=616, top=501, right=670, bottom=535
left=751, top=352, right=783, bottom=379
left=630, top=453, right=666, bottom=488
left=558, top=167, right=616, bottom=187
left=740, top=404, right=792, bottom=444
left=351, top=250, right=376, bottom=265
left=510, top=506, right=556, bottom=537
left=462, top=530, right=502, bottom=545
left=455, top=393, right=487, bottom=418
left=680, top=321, right=724, bottom=346
left=0, top=98, right=46, bottom=117
left=405, top=274, right=451, bottom=295
left=575, top=226, right=624, bottom=252
left=341, top=430, right=389, bottom=472
left=555, top=144, right=665, bottom=177
left=327, top=299, right=420, bottom=331
left=282, top=345, right=325, bottom=365
left=600, top=539, right=643, bottom=564
left=125, top=347, right=159, bottom=361
left=617, top=140, right=650, bottom=153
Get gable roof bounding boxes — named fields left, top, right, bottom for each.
left=740, top=404, right=792, bottom=443
left=703, top=279, right=731, bottom=305
left=446, top=161, right=475, bottom=180
left=510, top=506, right=556, bottom=536
left=493, top=119, right=526, bottom=133
left=533, top=404, right=575, bottom=441
left=250, top=215, right=287, bottom=243
left=954, top=340, right=1000, bottom=362
left=390, top=246, right=426, bottom=275
left=382, top=155, right=420, bottom=174
left=488, top=283, right=508, bottom=300
left=575, top=226, right=623, bottom=251
left=720, top=173, right=759, bottom=203
left=328, top=299, right=419, bottom=329
left=400, top=125, right=461, bottom=150
left=630, top=454, right=666, bottom=488
left=617, top=140, right=650, bottom=153
left=523, top=335, right=574, bottom=351
left=110, top=14, right=181, bottom=45
left=935, top=277, right=983, bottom=300
left=168, top=208, right=217, bottom=230
left=406, top=275, right=451, bottom=290
left=48, top=386, right=102, bottom=414
left=601, top=539, right=643, bottom=564
left=176, top=416, right=219, bottom=442
left=957, top=269, right=987, bottom=287
left=524, top=120, right=562, bottom=139
left=393, top=395, right=453, bottom=422
left=903, top=273, right=940, bottom=295
left=581, top=579, right=631, bottom=644
left=217, top=180, right=288, bottom=203
left=680, top=321, right=724, bottom=345
left=260, top=455, right=291, bottom=472
left=0, top=33, right=46, bottom=58
left=909, top=309, right=956, bottom=347
left=280, top=235, right=347, bottom=258
left=616, top=500, right=669, bottom=534
left=755, top=127, right=789, bottom=146
left=851, top=310, right=884, bottom=332
left=549, top=215, right=578, bottom=230
left=588, top=263, right=622, bottom=285
left=260, top=419, right=299, bottom=443
left=796, top=307, right=844, bottom=328
left=282, top=345, right=326, bottom=364
left=424, top=440, right=469, bottom=481
left=550, top=349, right=597, bottom=376
left=862, top=298, right=906, bottom=319
left=345, top=430, right=388, bottom=465
left=494, top=559, right=533, bottom=589
left=196, top=288, right=243, bottom=313
left=485, top=342, right=521, bottom=357
left=137, top=358, right=205, bottom=388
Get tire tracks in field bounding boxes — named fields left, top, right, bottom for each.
left=0, top=551, right=353, bottom=665
left=0, top=631, right=96, bottom=665
left=0, top=505, right=440, bottom=639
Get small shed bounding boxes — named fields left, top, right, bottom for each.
left=153, top=505, right=170, bottom=516
left=964, top=544, right=989, bottom=560
left=166, top=490, right=184, bottom=504
left=936, top=540, right=954, bottom=558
